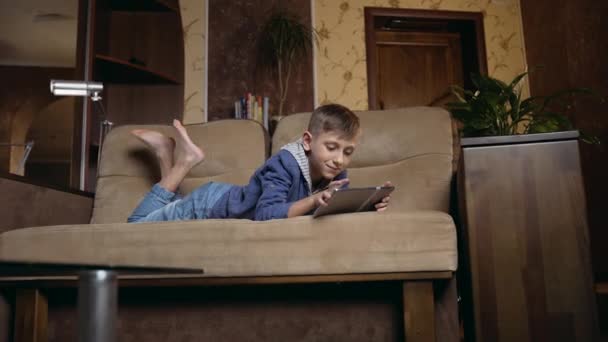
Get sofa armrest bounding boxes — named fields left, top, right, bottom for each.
left=0, top=174, right=93, bottom=233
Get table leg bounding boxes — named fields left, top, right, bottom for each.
left=77, top=270, right=117, bottom=342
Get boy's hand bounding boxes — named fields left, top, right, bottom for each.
left=313, top=178, right=349, bottom=207
left=375, top=181, right=392, bottom=212
left=327, top=178, right=349, bottom=192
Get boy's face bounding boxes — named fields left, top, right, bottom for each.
left=302, top=129, right=360, bottom=183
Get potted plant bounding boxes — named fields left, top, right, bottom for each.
left=446, top=72, right=600, bottom=143
left=451, top=72, right=602, bottom=342
left=258, top=8, right=317, bottom=118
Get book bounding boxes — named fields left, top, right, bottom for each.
left=234, top=93, right=270, bottom=130
left=263, top=96, right=269, bottom=129
left=312, top=186, right=395, bottom=218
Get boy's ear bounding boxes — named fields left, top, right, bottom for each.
left=302, top=131, right=313, bottom=151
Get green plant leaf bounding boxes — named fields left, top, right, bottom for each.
left=507, top=71, right=529, bottom=91
left=445, top=70, right=601, bottom=143
left=258, top=8, right=317, bottom=116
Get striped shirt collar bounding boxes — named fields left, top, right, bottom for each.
left=280, top=139, right=312, bottom=194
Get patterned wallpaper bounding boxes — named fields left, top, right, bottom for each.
left=313, top=0, right=529, bottom=110
left=180, top=0, right=206, bottom=124
left=180, top=0, right=529, bottom=120
left=206, top=0, right=313, bottom=121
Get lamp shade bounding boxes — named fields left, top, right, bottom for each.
left=50, top=80, right=103, bottom=97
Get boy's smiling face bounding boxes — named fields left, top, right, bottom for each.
left=302, top=129, right=361, bottom=184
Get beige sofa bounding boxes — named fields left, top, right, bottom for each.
left=0, top=107, right=459, bottom=341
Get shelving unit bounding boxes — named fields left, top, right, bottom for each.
left=94, top=54, right=180, bottom=84
left=75, top=0, right=184, bottom=191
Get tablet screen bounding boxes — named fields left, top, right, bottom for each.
left=312, top=186, right=395, bottom=218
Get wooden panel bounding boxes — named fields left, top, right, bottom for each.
left=207, top=0, right=314, bottom=120
left=107, top=11, right=183, bottom=81
left=459, top=138, right=599, bottom=341
left=45, top=282, right=403, bottom=342
left=521, top=0, right=608, bottom=282
left=434, top=277, right=460, bottom=342
left=0, top=272, right=453, bottom=287
left=104, top=84, right=183, bottom=126
left=14, top=289, right=47, bottom=342
left=0, top=176, right=93, bottom=234
left=375, top=31, right=462, bottom=109
left=108, top=0, right=178, bottom=12
left=94, top=55, right=180, bottom=84
left=0, top=292, right=10, bottom=342
left=403, top=281, right=435, bottom=342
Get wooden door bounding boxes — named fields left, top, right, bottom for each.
left=373, top=31, right=463, bottom=109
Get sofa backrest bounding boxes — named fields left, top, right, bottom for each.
left=272, top=107, right=455, bottom=213
left=91, top=120, right=268, bottom=224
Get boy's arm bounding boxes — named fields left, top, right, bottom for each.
left=254, top=159, right=296, bottom=221
left=286, top=194, right=319, bottom=218
left=374, top=181, right=392, bottom=212
left=254, top=158, right=349, bottom=220
left=286, top=177, right=349, bottom=218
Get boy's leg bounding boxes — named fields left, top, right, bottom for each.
left=157, top=119, right=205, bottom=192
left=127, top=184, right=180, bottom=222
left=130, top=129, right=175, bottom=178
left=131, top=119, right=205, bottom=193
left=128, top=119, right=205, bottom=222
left=128, top=182, right=232, bottom=223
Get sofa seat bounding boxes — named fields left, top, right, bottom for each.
left=0, top=210, right=456, bottom=278
left=0, top=107, right=462, bottom=342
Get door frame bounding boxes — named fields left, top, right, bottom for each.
left=364, top=7, right=488, bottom=110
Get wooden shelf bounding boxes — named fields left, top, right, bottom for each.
left=109, top=0, right=178, bottom=12
left=94, top=54, right=180, bottom=84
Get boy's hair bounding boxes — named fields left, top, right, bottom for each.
left=307, top=104, right=360, bottom=139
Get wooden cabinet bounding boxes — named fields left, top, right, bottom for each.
left=76, top=0, right=184, bottom=191
left=457, top=132, right=599, bottom=341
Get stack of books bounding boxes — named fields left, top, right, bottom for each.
left=235, top=93, right=269, bottom=130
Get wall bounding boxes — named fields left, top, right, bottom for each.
left=0, top=0, right=78, bottom=67
left=180, top=0, right=207, bottom=124
left=206, top=0, right=314, bottom=121
left=182, top=0, right=528, bottom=119
left=313, top=0, right=529, bottom=109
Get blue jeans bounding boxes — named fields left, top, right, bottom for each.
left=127, top=182, right=232, bottom=223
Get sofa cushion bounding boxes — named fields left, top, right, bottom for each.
left=0, top=211, right=456, bottom=276
left=272, top=107, right=455, bottom=213
left=91, top=120, right=268, bottom=224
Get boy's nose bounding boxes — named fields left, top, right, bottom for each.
left=334, top=154, right=344, bottom=166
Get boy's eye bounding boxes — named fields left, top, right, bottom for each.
left=326, top=144, right=337, bottom=150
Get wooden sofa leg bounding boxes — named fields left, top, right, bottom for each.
left=403, top=280, right=435, bottom=342
left=14, top=289, right=48, bottom=342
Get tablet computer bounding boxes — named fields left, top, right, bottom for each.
left=312, top=186, right=395, bottom=218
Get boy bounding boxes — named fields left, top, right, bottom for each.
left=127, top=104, right=390, bottom=223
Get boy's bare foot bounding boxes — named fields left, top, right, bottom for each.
left=131, top=129, right=175, bottom=175
left=172, top=119, right=205, bottom=168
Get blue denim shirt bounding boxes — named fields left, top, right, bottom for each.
left=209, top=149, right=347, bottom=221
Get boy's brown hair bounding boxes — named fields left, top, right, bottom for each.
left=307, top=103, right=360, bottom=139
